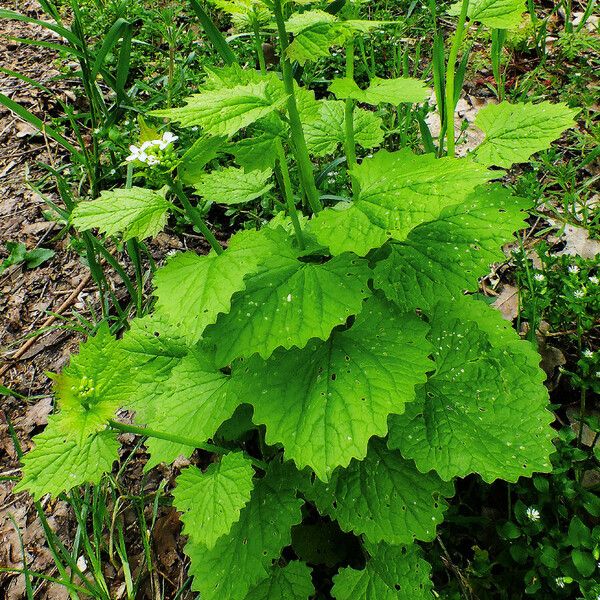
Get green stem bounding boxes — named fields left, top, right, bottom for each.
left=565, top=0, right=573, bottom=32
left=445, top=0, right=470, bottom=157
left=124, top=163, right=143, bottom=316
left=275, top=137, right=305, bottom=249
left=344, top=38, right=359, bottom=198
left=172, top=178, right=223, bottom=254
left=107, top=420, right=267, bottom=470
left=252, top=17, right=267, bottom=74
left=273, top=0, right=322, bottom=214
left=576, top=317, right=586, bottom=451
left=167, top=42, right=175, bottom=109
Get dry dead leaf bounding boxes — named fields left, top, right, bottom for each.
left=546, top=218, right=600, bottom=259
left=492, top=284, right=520, bottom=321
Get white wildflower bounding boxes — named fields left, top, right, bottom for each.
left=534, top=273, right=545, bottom=282
left=159, top=130, right=178, bottom=149
left=568, top=265, right=580, bottom=274
left=555, top=577, right=566, bottom=588
left=589, top=276, right=599, bottom=285
left=125, top=144, right=142, bottom=162
left=595, top=371, right=600, bottom=378
left=146, top=155, right=160, bottom=166
left=583, top=349, right=594, bottom=359
left=574, top=289, right=585, bottom=298
left=526, top=506, right=540, bottom=522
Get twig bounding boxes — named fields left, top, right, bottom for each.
left=0, top=272, right=92, bottom=379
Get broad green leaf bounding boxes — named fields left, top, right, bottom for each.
left=186, top=463, right=304, bottom=600
left=24, top=247, right=55, bottom=269
left=15, top=415, right=119, bottom=500
left=115, top=314, right=188, bottom=419
left=151, top=80, right=288, bottom=137
left=72, top=187, right=171, bottom=241
left=153, top=226, right=290, bottom=343
left=244, top=562, right=314, bottom=600
left=230, top=132, right=279, bottom=171
left=332, top=542, right=434, bottom=600
left=285, top=8, right=335, bottom=32
left=179, top=135, right=227, bottom=185
left=302, top=100, right=384, bottom=157
left=449, top=0, right=525, bottom=29
left=330, top=76, right=429, bottom=105
left=286, top=22, right=353, bottom=65
left=235, top=295, right=433, bottom=480
left=307, top=439, right=453, bottom=544
left=572, top=549, right=596, bottom=577
left=142, top=349, right=238, bottom=469
left=373, top=186, right=530, bottom=311
left=473, top=101, right=578, bottom=168
left=201, top=64, right=270, bottom=90
left=194, top=166, right=273, bottom=205
left=205, top=249, right=372, bottom=367
left=308, top=149, right=493, bottom=256
left=286, top=18, right=393, bottom=65
left=173, top=453, right=254, bottom=549
left=206, top=0, right=270, bottom=27
left=53, top=325, right=129, bottom=440
left=388, top=297, right=554, bottom=482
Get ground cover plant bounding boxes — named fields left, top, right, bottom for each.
left=1, top=0, right=598, bottom=598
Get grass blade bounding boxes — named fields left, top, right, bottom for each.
left=91, top=18, right=130, bottom=80
left=0, top=9, right=81, bottom=48
left=0, top=93, right=84, bottom=161
left=188, top=0, right=237, bottom=65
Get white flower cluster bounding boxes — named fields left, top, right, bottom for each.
left=555, top=577, right=567, bottom=588
left=526, top=506, right=540, bottom=522
left=126, top=131, right=178, bottom=166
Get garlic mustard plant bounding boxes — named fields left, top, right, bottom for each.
left=16, top=1, right=579, bottom=597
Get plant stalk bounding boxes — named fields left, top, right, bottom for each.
left=344, top=37, right=360, bottom=198
left=252, top=17, right=267, bottom=74
left=172, top=178, right=223, bottom=254
left=273, top=0, right=322, bottom=214
left=275, top=137, right=305, bottom=249
left=124, top=163, right=144, bottom=316
left=445, top=0, right=470, bottom=157
left=107, top=419, right=267, bottom=470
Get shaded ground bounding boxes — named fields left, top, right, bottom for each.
left=0, top=1, right=92, bottom=596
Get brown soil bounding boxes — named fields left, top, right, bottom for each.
left=1, top=1, right=92, bottom=596
left=0, top=3, right=190, bottom=597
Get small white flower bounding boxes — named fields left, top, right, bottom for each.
left=159, top=131, right=178, bottom=149
left=555, top=577, right=566, bottom=588
left=534, top=273, right=545, bottom=282
left=595, top=371, right=600, bottom=378
left=583, top=349, right=594, bottom=358
left=140, top=140, right=156, bottom=152
left=568, top=265, right=580, bottom=274
left=589, top=276, right=599, bottom=284
left=146, top=155, right=160, bottom=166
left=162, top=131, right=178, bottom=144
left=526, top=506, right=540, bottom=522
left=574, top=289, right=585, bottom=298
left=125, top=144, right=141, bottom=162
